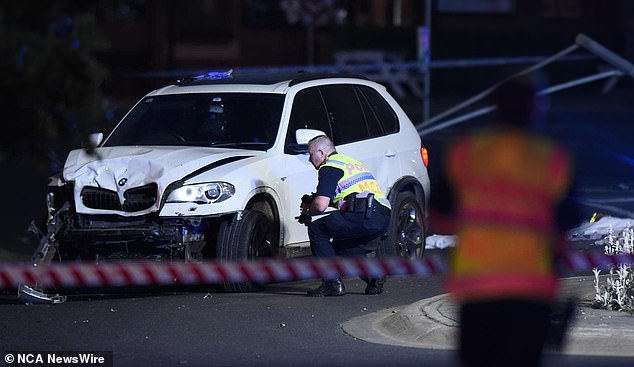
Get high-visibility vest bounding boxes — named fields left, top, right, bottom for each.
left=320, top=153, right=391, bottom=210
left=445, top=130, right=571, bottom=302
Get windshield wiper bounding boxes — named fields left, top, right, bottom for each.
left=209, top=141, right=270, bottom=148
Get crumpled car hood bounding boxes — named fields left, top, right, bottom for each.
left=63, top=146, right=255, bottom=215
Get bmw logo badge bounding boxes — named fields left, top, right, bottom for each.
left=118, top=178, right=128, bottom=187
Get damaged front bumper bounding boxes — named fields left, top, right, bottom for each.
left=33, top=210, right=211, bottom=263
left=20, top=205, right=215, bottom=304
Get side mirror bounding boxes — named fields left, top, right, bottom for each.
left=285, top=129, right=326, bottom=154
left=295, top=129, right=325, bottom=144
left=88, top=132, right=104, bottom=147
left=284, top=129, right=326, bottom=155
left=83, top=132, right=104, bottom=157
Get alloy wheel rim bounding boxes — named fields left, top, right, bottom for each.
left=396, top=202, right=423, bottom=257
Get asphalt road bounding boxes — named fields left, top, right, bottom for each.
left=3, top=271, right=633, bottom=367
left=1, top=275, right=452, bottom=367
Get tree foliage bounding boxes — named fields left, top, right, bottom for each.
left=0, top=1, right=120, bottom=168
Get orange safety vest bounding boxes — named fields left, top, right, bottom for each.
left=445, top=129, right=571, bottom=302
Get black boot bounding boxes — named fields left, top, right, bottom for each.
left=363, top=276, right=385, bottom=295
left=307, top=279, right=345, bottom=297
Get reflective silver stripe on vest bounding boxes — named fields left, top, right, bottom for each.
left=335, top=173, right=375, bottom=196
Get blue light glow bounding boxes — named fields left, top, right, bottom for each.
left=193, top=69, right=233, bottom=81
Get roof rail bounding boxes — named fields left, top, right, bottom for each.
left=288, top=73, right=368, bottom=86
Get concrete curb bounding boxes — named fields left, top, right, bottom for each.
left=343, top=276, right=634, bottom=357
left=342, top=294, right=458, bottom=350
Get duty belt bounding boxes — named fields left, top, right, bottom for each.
left=371, top=203, right=391, bottom=216
left=342, top=194, right=391, bottom=218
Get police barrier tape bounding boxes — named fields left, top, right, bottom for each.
left=1, top=252, right=634, bottom=289
left=0, top=256, right=444, bottom=289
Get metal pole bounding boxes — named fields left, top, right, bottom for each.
left=307, top=23, right=315, bottom=66
left=419, top=106, right=495, bottom=135
left=538, top=69, right=624, bottom=95
left=418, top=69, right=624, bottom=135
left=423, top=0, right=432, bottom=123
left=415, top=43, right=580, bottom=131
left=576, top=34, right=634, bottom=77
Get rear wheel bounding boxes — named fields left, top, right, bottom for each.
left=377, top=191, right=425, bottom=258
left=216, top=210, right=275, bottom=292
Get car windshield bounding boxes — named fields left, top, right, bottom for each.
left=104, top=93, right=285, bottom=151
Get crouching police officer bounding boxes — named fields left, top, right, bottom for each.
left=300, top=135, right=391, bottom=297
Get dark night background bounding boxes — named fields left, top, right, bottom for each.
left=1, top=0, right=633, bottom=261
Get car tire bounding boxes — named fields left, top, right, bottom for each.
left=377, top=191, right=425, bottom=258
left=216, top=209, right=275, bottom=292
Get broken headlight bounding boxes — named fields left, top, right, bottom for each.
left=166, top=182, right=235, bottom=204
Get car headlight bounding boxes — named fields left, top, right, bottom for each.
left=166, top=182, right=235, bottom=204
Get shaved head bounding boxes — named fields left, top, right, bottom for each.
left=308, top=135, right=335, bottom=154
left=307, top=135, right=336, bottom=169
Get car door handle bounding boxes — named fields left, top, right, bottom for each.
left=384, top=150, right=396, bottom=157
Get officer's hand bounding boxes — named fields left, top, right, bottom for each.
left=300, top=201, right=311, bottom=215
left=301, top=193, right=314, bottom=203
left=297, top=213, right=312, bottom=226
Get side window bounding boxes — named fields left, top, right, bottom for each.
left=355, top=86, right=384, bottom=138
left=358, top=86, right=399, bottom=134
left=320, top=84, right=369, bottom=145
left=285, top=88, right=331, bottom=149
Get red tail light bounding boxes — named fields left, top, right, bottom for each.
left=420, top=147, right=429, bottom=167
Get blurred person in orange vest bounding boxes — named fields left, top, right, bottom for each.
left=444, top=75, right=578, bottom=367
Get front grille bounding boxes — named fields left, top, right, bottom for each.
left=81, top=187, right=119, bottom=210
left=81, top=183, right=158, bottom=212
left=123, top=184, right=159, bottom=211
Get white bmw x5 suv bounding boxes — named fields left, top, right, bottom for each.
left=35, top=73, right=430, bottom=290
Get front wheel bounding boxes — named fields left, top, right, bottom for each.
left=216, top=210, right=276, bottom=292
left=377, top=191, right=425, bottom=258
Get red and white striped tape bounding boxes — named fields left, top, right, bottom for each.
left=0, top=252, right=633, bottom=289
left=0, top=256, right=444, bottom=289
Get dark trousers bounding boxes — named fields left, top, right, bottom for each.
left=308, top=210, right=390, bottom=260
left=459, top=299, right=551, bottom=367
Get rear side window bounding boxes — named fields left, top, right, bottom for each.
left=358, top=86, right=399, bottom=134
left=320, top=84, right=368, bottom=145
